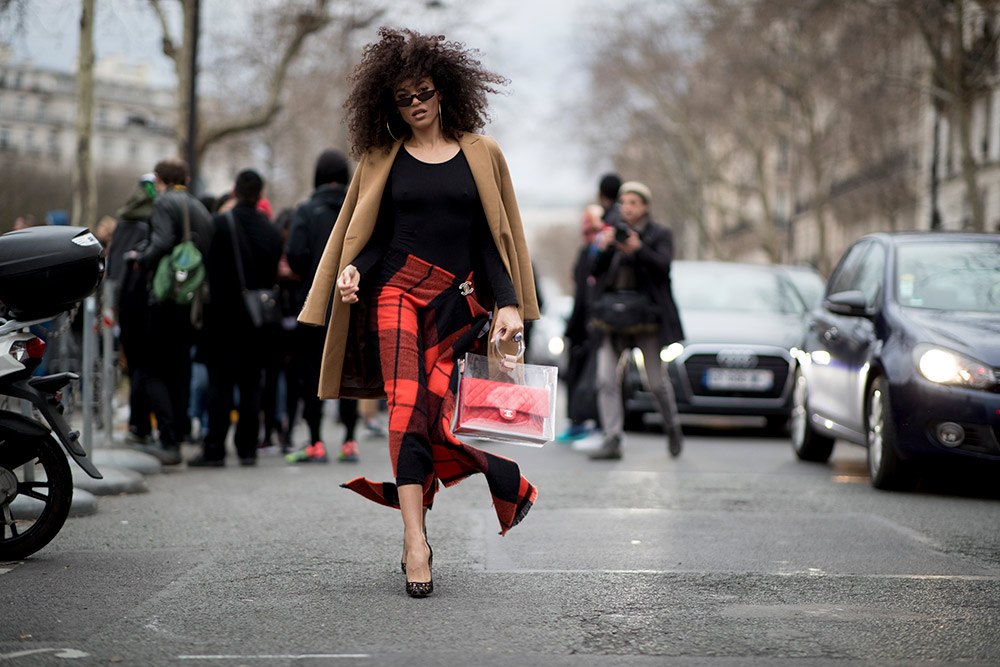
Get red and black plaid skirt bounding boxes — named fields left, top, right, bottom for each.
left=341, top=252, right=537, bottom=535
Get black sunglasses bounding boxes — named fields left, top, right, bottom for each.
left=395, top=89, right=437, bottom=107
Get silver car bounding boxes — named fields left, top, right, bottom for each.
left=623, top=260, right=821, bottom=432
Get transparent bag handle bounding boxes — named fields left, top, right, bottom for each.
left=493, top=331, right=524, bottom=380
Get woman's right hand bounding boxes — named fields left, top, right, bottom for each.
left=337, top=264, right=360, bottom=303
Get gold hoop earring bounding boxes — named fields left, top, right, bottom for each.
left=386, top=121, right=399, bottom=142
left=438, top=104, right=444, bottom=130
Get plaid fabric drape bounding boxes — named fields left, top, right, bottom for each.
left=341, top=252, right=537, bottom=535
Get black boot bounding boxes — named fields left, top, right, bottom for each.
left=589, top=435, right=622, bottom=460
left=667, top=429, right=683, bottom=458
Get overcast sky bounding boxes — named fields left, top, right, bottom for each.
left=3, top=0, right=615, bottom=209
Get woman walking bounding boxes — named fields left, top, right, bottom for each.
left=297, top=28, right=539, bottom=598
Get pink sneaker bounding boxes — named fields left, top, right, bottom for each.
left=338, top=440, right=359, bottom=462
left=307, top=441, right=328, bottom=463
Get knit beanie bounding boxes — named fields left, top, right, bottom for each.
left=314, top=149, right=349, bottom=188
left=619, top=181, right=652, bottom=204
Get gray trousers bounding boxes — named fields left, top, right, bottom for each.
left=596, top=332, right=681, bottom=440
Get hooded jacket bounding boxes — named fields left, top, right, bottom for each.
left=107, top=181, right=155, bottom=285
left=298, top=133, right=539, bottom=399
left=286, top=183, right=348, bottom=312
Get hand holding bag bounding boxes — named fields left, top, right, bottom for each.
left=452, top=334, right=558, bottom=446
left=227, top=211, right=281, bottom=329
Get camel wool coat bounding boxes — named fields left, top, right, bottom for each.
left=297, top=133, right=540, bottom=399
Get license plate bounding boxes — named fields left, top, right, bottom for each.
left=704, top=368, right=774, bottom=391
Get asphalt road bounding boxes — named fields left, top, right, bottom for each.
left=2, top=417, right=999, bottom=666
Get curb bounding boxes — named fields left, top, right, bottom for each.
left=92, top=448, right=164, bottom=476
left=9, top=486, right=97, bottom=519
left=71, top=465, right=148, bottom=496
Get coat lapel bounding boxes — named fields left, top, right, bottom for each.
left=460, top=134, right=502, bottom=244
left=341, top=141, right=401, bottom=268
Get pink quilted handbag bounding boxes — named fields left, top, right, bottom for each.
left=453, top=377, right=551, bottom=441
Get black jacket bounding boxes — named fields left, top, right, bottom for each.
left=590, top=217, right=684, bottom=347
left=134, top=188, right=213, bottom=272
left=286, top=183, right=347, bottom=314
left=200, top=203, right=282, bottom=360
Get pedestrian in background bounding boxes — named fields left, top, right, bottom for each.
left=189, top=169, right=282, bottom=467
left=261, top=207, right=299, bottom=454
left=559, top=201, right=607, bottom=442
left=587, top=181, right=685, bottom=461
left=297, top=27, right=540, bottom=598
left=285, top=148, right=358, bottom=464
left=108, top=174, right=156, bottom=446
left=126, top=158, right=213, bottom=465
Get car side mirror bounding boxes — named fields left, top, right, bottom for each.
left=824, top=290, right=870, bottom=317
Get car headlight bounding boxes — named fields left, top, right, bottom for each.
left=547, top=336, right=565, bottom=356
left=915, top=344, right=995, bottom=389
left=660, top=342, right=683, bottom=363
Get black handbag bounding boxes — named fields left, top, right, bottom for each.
left=227, top=212, right=281, bottom=329
left=590, top=290, right=660, bottom=334
left=589, top=253, right=660, bottom=334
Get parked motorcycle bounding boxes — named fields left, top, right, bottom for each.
left=0, top=225, right=106, bottom=560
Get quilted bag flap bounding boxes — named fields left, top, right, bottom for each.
left=461, top=377, right=551, bottom=419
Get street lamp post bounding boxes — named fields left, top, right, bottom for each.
left=186, top=0, right=200, bottom=195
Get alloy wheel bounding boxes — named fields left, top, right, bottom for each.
left=867, top=386, right=885, bottom=477
left=790, top=372, right=808, bottom=448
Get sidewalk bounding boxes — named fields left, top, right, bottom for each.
left=55, top=398, right=388, bottom=518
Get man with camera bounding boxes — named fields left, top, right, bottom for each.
left=587, top=181, right=685, bottom=460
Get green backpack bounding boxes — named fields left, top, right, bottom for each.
left=152, top=197, right=205, bottom=305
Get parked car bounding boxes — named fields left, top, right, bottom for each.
left=623, top=260, right=820, bottom=432
left=777, top=264, right=827, bottom=309
left=791, top=232, right=1000, bottom=489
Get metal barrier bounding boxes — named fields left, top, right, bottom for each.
left=78, top=278, right=117, bottom=455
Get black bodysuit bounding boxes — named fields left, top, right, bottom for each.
left=352, top=147, right=517, bottom=307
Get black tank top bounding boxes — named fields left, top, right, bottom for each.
left=353, top=147, right=517, bottom=307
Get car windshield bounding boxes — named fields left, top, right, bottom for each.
left=895, top=240, right=1000, bottom=312
left=672, top=264, right=804, bottom=314
left=783, top=268, right=826, bottom=309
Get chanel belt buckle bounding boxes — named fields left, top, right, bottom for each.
left=459, top=280, right=474, bottom=296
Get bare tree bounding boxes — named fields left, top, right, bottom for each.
left=70, top=0, right=97, bottom=230
left=147, top=0, right=382, bottom=173
left=583, top=0, right=926, bottom=270
left=583, top=6, right=726, bottom=259
left=889, top=0, right=1000, bottom=231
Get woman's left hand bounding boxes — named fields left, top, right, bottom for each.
left=493, top=305, right=524, bottom=370
left=492, top=305, right=523, bottom=344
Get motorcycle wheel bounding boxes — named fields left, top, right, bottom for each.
left=0, top=435, right=73, bottom=560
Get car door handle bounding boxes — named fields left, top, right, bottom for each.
left=823, top=327, right=839, bottom=342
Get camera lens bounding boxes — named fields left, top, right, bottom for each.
left=614, top=223, right=630, bottom=242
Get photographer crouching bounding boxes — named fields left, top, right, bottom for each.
left=587, top=181, right=685, bottom=460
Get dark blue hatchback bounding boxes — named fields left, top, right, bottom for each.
left=791, top=232, right=1000, bottom=488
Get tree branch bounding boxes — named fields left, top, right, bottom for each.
left=197, top=2, right=383, bottom=154
left=148, top=0, right=177, bottom=63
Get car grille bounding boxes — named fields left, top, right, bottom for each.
left=682, top=353, right=791, bottom=400
left=971, top=426, right=1000, bottom=455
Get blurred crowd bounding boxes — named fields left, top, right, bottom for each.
left=33, top=150, right=386, bottom=468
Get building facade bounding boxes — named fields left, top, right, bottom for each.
left=0, top=48, right=176, bottom=176
left=0, top=47, right=238, bottom=198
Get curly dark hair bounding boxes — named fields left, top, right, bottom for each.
left=343, top=27, right=508, bottom=158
